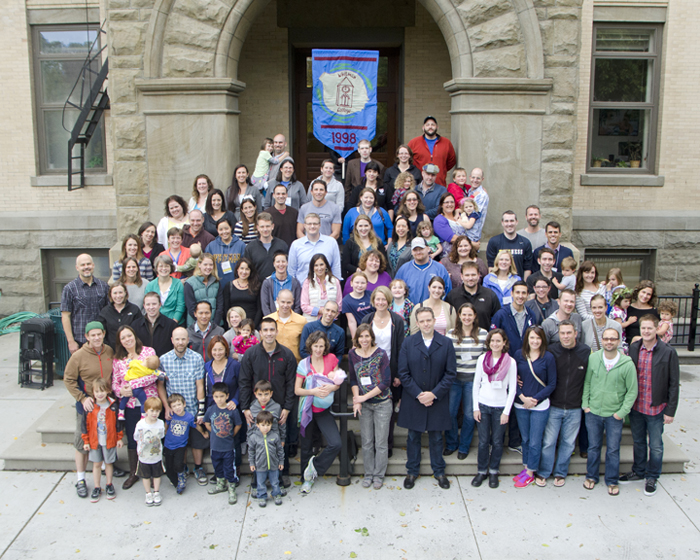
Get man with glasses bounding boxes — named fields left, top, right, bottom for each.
left=525, top=277, right=559, bottom=326
left=288, top=213, right=341, bottom=283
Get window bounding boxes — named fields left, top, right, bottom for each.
left=42, top=249, right=110, bottom=309
left=583, top=249, right=655, bottom=286
left=33, top=25, right=106, bottom=174
left=587, top=25, right=662, bottom=173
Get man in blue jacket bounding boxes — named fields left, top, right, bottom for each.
left=299, top=301, right=345, bottom=363
left=398, top=306, right=456, bottom=490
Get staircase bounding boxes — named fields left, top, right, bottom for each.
left=1, top=393, right=689, bottom=477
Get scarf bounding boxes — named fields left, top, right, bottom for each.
left=483, top=351, right=510, bottom=382
left=392, top=186, right=408, bottom=206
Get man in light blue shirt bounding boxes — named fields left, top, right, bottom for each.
left=288, top=212, right=342, bottom=283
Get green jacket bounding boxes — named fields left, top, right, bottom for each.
left=145, top=278, right=185, bottom=325
left=581, top=350, right=638, bottom=418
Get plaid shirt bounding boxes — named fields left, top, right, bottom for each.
left=161, top=348, right=205, bottom=417
left=60, top=277, right=110, bottom=345
left=633, top=341, right=666, bottom=415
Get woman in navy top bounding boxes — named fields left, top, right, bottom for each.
left=513, top=326, right=557, bottom=488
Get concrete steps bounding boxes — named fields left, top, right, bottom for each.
left=1, top=394, right=689, bottom=476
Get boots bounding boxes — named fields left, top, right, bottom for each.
left=176, top=471, right=187, bottom=495
left=208, top=478, right=228, bottom=495
left=228, top=484, right=237, bottom=505
left=122, top=449, right=139, bottom=490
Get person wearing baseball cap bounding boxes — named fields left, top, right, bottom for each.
left=395, top=237, right=452, bottom=304
left=413, top=163, right=448, bottom=220
left=408, top=116, right=457, bottom=188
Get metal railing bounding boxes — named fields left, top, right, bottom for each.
left=330, top=382, right=355, bottom=486
left=657, top=283, right=699, bottom=351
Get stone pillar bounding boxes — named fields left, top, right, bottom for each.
left=134, top=78, right=246, bottom=224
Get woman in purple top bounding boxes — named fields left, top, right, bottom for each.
left=433, top=193, right=467, bottom=255
left=342, top=249, right=392, bottom=296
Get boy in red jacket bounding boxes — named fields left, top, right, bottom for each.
left=82, top=377, right=124, bottom=502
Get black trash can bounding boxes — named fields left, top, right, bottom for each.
left=19, top=317, right=55, bottom=390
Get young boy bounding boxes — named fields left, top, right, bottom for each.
left=204, top=382, right=242, bottom=505
left=81, top=377, right=124, bottom=502
left=133, top=397, right=166, bottom=506
left=163, top=393, right=208, bottom=495
left=342, top=271, right=373, bottom=338
left=552, top=256, right=577, bottom=295
left=248, top=410, right=285, bottom=507
left=248, top=380, right=286, bottom=442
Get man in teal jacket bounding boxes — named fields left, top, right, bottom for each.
left=581, top=327, right=638, bottom=495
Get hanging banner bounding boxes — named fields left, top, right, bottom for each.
left=312, top=49, right=379, bottom=159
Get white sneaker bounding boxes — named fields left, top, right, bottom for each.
left=145, top=492, right=154, bottom=506
left=304, top=456, right=318, bottom=481
left=152, top=491, right=162, bottom=506
left=300, top=479, right=314, bottom=494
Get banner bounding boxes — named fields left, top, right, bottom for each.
left=311, top=49, right=379, bottom=159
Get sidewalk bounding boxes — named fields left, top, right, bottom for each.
left=1, top=331, right=699, bottom=559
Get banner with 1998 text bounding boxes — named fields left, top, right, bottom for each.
left=312, top=49, right=379, bottom=159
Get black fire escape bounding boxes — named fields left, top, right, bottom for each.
left=63, top=24, right=109, bottom=191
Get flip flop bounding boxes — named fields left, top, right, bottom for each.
left=535, top=475, right=547, bottom=487
left=608, top=485, right=619, bottom=496
left=583, top=479, right=596, bottom=490
left=554, top=477, right=566, bottom=487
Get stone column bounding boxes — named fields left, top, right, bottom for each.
left=134, top=78, right=246, bottom=224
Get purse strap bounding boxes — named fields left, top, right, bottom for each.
left=527, top=358, right=546, bottom=387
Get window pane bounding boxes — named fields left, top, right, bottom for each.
left=41, top=59, right=100, bottom=105
left=590, top=108, right=649, bottom=168
left=594, top=59, right=650, bottom=102
left=595, top=28, right=654, bottom=52
left=39, top=30, right=98, bottom=56
left=44, top=109, right=106, bottom=171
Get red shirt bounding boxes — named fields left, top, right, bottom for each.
left=633, top=342, right=666, bottom=416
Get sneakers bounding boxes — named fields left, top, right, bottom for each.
left=303, top=456, right=318, bottom=482
left=512, top=469, right=527, bottom=482
left=208, top=479, right=228, bottom=495
left=152, top=491, right=162, bottom=506
left=105, top=484, right=116, bottom=500
left=644, top=479, right=657, bottom=496
left=258, top=497, right=267, bottom=508
left=300, top=479, right=315, bottom=494
left=274, top=495, right=283, bottom=506
left=177, top=472, right=187, bottom=494
left=194, top=467, right=208, bottom=486
left=117, top=410, right=125, bottom=422
left=90, top=487, right=102, bottom=503
left=509, top=446, right=523, bottom=455
left=76, top=480, right=88, bottom=499
left=515, top=474, right=534, bottom=488
left=228, top=485, right=237, bottom=505
left=619, top=471, right=644, bottom=484
left=145, top=492, right=154, bottom=506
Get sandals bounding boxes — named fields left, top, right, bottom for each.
left=608, top=484, right=619, bottom=496
left=535, top=475, right=547, bottom=487
left=583, top=479, right=596, bottom=490
left=554, top=477, right=566, bottom=487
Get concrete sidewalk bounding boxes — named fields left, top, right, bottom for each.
left=1, top=331, right=699, bottom=559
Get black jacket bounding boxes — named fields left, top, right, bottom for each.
left=243, top=237, right=289, bottom=281
left=444, top=284, right=501, bottom=333
left=132, top=313, right=178, bottom=357
left=629, top=337, right=680, bottom=417
left=239, top=342, right=297, bottom=412
left=361, top=311, right=405, bottom=380
left=98, top=302, right=143, bottom=349
left=548, top=342, right=590, bottom=409
left=341, top=238, right=387, bottom=282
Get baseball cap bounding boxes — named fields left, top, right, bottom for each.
left=424, top=116, right=437, bottom=125
left=411, top=238, right=427, bottom=250
left=85, top=321, right=105, bottom=334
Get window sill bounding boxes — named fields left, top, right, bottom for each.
left=580, top=174, right=664, bottom=187
left=30, top=174, right=113, bottom=188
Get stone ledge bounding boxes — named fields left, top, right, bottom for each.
left=0, top=211, right=116, bottom=231
left=573, top=210, right=700, bottom=231
left=444, top=77, right=553, bottom=93
left=446, top=78, right=553, bottom=114
left=30, top=175, right=113, bottom=187
left=593, top=5, right=667, bottom=23
left=135, top=77, right=246, bottom=94
left=580, top=174, right=665, bottom=187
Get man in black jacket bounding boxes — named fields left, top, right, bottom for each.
left=621, top=314, right=680, bottom=496
left=537, top=321, right=590, bottom=486
left=132, top=292, right=177, bottom=357
left=444, top=262, right=501, bottom=330
left=243, top=212, right=289, bottom=280
left=239, top=317, right=297, bottom=487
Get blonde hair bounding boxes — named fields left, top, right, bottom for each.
left=227, top=306, right=246, bottom=327
left=370, top=285, right=393, bottom=307
left=351, top=214, right=380, bottom=251
left=461, top=198, right=479, bottom=212
left=561, top=256, right=577, bottom=272
left=194, top=253, right=219, bottom=280
left=390, top=278, right=409, bottom=298
left=491, top=250, right=517, bottom=275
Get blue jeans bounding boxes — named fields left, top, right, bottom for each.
left=629, top=409, right=665, bottom=480
left=538, top=406, right=582, bottom=478
left=445, top=380, right=475, bottom=454
left=585, top=412, right=623, bottom=486
left=406, top=429, right=445, bottom=477
left=255, top=469, right=281, bottom=499
left=476, top=404, right=507, bottom=474
left=514, top=407, right=550, bottom=471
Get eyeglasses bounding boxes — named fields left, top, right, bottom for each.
left=602, top=337, right=619, bottom=342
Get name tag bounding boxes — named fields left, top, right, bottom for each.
left=491, top=380, right=503, bottom=389
left=286, top=196, right=292, bottom=206
left=503, top=296, right=512, bottom=305
left=552, top=267, right=558, bottom=272
left=221, top=261, right=233, bottom=275
left=462, top=352, right=472, bottom=361
left=360, top=377, right=372, bottom=386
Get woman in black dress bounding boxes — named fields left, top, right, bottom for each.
left=223, top=257, right=262, bottom=327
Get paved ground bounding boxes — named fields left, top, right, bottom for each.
left=1, top=331, right=699, bottom=559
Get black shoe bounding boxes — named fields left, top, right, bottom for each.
left=619, top=472, right=644, bottom=484
left=471, top=473, right=486, bottom=487
left=287, top=444, right=298, bottom=458
left=90, top=487, right=102, bottom=502
left=76, top=480, right=88, bottom=498
left=112, top=467, right=127, bottom=478
left=489, top=473, right=499, bottom=488
left=280, top=475, right=291, bottom=488
left=579, top=451, right=588, bottom=458
left=443, top=448, right=456, bottom=456
left=457, top=452, right=468, bottom=460
left=435, top=475, right=450, bottom=489
left=209, top=475, right=217, bottom=485
left=644, top=479, right=657, bottom=496
left=403, top=475, right=417, bottom=489
left=388, top=449, right=393, bottom=458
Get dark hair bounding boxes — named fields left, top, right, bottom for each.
left=394, top=144, right=414, bottom=165
left=308, top=253, right=334, bottom=287
left=391, top=215, right=413, bottom=245
left=238, top=197, right=259, bottom=237
left=365, top=161, right=380, bottom=174
left=195, top=300, right=212, bottom=313
left=143, top=291, right=161, bottom=304
left=522, top=326, right=547, bottom=358
left=108, top=282, right=129, bottom=304
left=485, top=328, right=509, bottom=353
left=205, top=188, right=227, bottom=215
left=113, top=325, right=144, bottom=360
left=356, top=187, right=377, bottom=208
left=272, top=250, right=288, bottom=263
left=276, top=159, right=297, bottom=183
left=448, top=235, right=476, bottom=263
left=256, top=410, right=274, bottom=425
left=119, top=257, right=143, bottom=287
left=212, top=382, right=229, bottom=395
left=234, top=257, right=260, bottom=294
left=261, top=137, right=273, bottom=150
left=119, top=234, right=144, bottom=261
left=558, top=319, right=577, bottom=332
left=352, top=323, right=375, bottom=348
left=226, top=165, right=251, bottom=213
left=439, top=192, right=457, bottom=217
left=167, top=393, right=186, bottom=406
left=164, top=195, right=188, bottom=218
left=639, top=313, right=660, bottom=328
left=453, top=303, right=481, bottom=344
left=217, top=216, right=234, bottom=233
left=512, top=280, right=529, bottom=292
left=239, top=318, right=255, bottom=332
left=305, top=331, right=330, bottom=356
left=310, top=179, right=327, bottom=192
left=537, top=247, right=556, bottom=260
left=545, top=221, right=561, bottom=232
left=631, top=280, right=658, bottom=307
left=137, top=222, right=158, bottom=247
left=397, top=190, right=426, bottom=217
left=358, top=249, right=387, bottom=274
left=428, top=276, right=446, bottom=291
left=414, top=305, right=435, bottom=320
left=259, top=316, right=276, bottom=329
left=206, top=335, right=230, bottom=360
left=575, top=260, right=599, bottom=294
left=254, top=380, right=273, bottom=393
left=533, top=276, right=551, bottom=287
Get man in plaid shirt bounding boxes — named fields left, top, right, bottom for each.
left=622, top=314, right=680, bottom=496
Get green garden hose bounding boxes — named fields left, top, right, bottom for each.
left=0, top=312, right=39, bottom=335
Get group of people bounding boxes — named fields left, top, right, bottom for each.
left=60, top=118, right=680, bottom=507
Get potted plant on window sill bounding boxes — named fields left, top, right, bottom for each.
left=592, top=156, right=609, bottom=168
left=628, top=143, right=642, bottom=168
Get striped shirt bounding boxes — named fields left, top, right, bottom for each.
left=233, top=221, right=259, bottom=245
left=161, top=348, right=205, bottom=417
left=446, top=328, right=487, bottom=382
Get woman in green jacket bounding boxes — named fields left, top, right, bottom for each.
left=145, top=255, right=185, bottom=325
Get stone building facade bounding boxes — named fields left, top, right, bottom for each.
left=0, top=0, right=697, bottom=314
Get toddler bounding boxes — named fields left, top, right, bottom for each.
left=118, top=355, right=165, bottom=421
left=602, top=267, right=626, bottom=310
left=248, top=411, right=285, bottom=507
left=458, top=198, right=481, bottom=242
left=175, top=242, right=201, bottom=276
left=552, top=256, right=577, bottom=295
left=204, top=382, right=242, bottom=505
left=81, top=378, right=124, bottom=502
left=657, top=300, right=678, bottom=344
left=610, top=289, right=634, bottom=351
left=133, top=397, right=166, bottom=507
left=251, top=138, right=288, bottom=196
left=231, top=318, right=259, bottom=357
left=416, top=221, right=442, bottom=260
